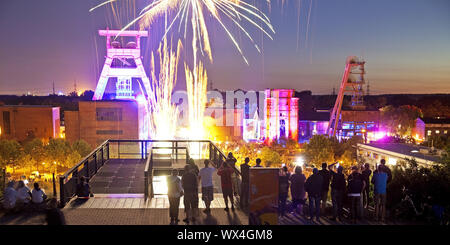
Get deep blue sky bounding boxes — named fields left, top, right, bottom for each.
left=0, top=0, right=449, bottom=95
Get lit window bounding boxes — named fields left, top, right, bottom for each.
left=436, top=130, right=440, bottom=134
left=445, top=130, right=448, bottom=134
left=427, top=130, right=431, bottom=136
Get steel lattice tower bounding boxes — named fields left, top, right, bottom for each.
left=93, top=30, right=152, bottom=101
left=327, top=56, right=366, bottom=137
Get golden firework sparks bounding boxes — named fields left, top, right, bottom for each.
left=92, top=0, right=275, bottom=65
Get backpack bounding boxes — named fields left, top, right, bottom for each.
left=348, top=174, right=363, bottom=194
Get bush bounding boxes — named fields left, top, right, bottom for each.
left=387, top=158, right=450, bottom=222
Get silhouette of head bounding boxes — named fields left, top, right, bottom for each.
left=228, top=152, right=233, bottom=158
left=172, top=169, right=179, bottom=176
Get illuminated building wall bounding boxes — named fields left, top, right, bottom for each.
left=339, top=110, right=381, bottom=142
left=298, top=110, right=330, bottom=143
left=206, top=108, right=244, bottom=141
left=299, top=121, right=329, bottom=143
left=0, top=105, right=60, bottom=142
left=65, top=101, right=146, bottom=148
left=264, top=89, right=298, bottom=144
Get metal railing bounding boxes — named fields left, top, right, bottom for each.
left=144, top=144, right=190, bottom=201
left=59, top=140, right=109, bottom=206
left=144, top=146, right=153, bottom=202
left=60, top=139, right=241, bottom=206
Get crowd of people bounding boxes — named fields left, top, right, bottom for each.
left=1, top=176, right=94, bottom=225
left=275, top=159, right=392, bottom=223
left=1, top=180, right=66, bottom=225
left=2, top=152, right=392, bottom=225
left=167, top=153, right=247, bottom=224
left=166, top=151, right=392, bottom=224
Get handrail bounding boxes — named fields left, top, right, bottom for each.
left=62, top=140, right=108, bottom=178
left=144, top=146, right=153, bottom=201
left=210, top=142, right=241, bottom=176
left=59, top=140, right=109, bottom=206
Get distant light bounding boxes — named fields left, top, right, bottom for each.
left=294, top=156, right=304, bottom=167
left=388, top=158, right=397, bottom=165
left=411, top=150, right=419, bottom=153
left=58, top=91, right=64, bottom=96
left=375, top=131, right=386, bottom=140
left=136, top=95, right=147, bottom=105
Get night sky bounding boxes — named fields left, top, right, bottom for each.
left=0, top=0, right=449, bottom=95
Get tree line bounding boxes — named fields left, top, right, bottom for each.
left=0, top=138, right=92, bottom=176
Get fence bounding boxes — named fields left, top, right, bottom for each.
left=59, top=141, right=109, bottom=206
left=0, top=168, right=5, bottom=197
left=144, top=144, right=191, bottom=201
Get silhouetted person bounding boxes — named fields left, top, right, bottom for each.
left=16, top=180, right=31, bottom=207
left=240, top=157, right=250, bottom=209
left=305, top=168, right=323, bottom=221
left=218, top=161, right=235, bottom=212
left=167, top=169, right=183, bottom=224
left=182, top=164, right=198, bottom=223
left=377, top=159, right=392, bottom=183
left=372, top=165, right=388, bottom=222
left=318, top=162, right=331, bottom=213
left=45, top=198, right=66, bottom=225
left=227, top=153, right=240, bottom=197
left=3, top=181, right=17, bottom=212
left=347, top=166, right=365, bottom=223
left=254, top=158, right=263, bottom=167
left=199, top=160, right=215, bottom=214
left=278, top=166, right=290, bottom=216
left=329, top=163, right=346, bottom=221
left=361, top=163, right=372, bottom=209
left=76, top=176, right=92, bottom=199
left=188, top=158, right=199, bottom=176
left=290, top=166, right=306, bottom=215
left=31, top=182, right=47, bottom=210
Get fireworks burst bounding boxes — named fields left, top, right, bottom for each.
left=93, top=0, right=275, bottom=65
left=184, top=61, right=208, bottom=140
left=147, top=38, right=183, bottom=139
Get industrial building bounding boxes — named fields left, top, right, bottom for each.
left=423, top=117, right=450, bottom=140
left=357, top=142, right=442, bottom=168
left=264, top=89, right=299, bottom=144
left=65, top=100, right=148, bottom=147
left=298, top=111, right=330, bottom=143
left=0, top=105, right=60, bottom=142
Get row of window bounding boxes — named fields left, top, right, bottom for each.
left=96, top=108, right=122, bottom=121
left=427, top=129, right=449, bottom=136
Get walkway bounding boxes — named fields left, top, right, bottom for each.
left=89, top=159, right=145, bottom=194
left=63, top=194, right=233, bottom=209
